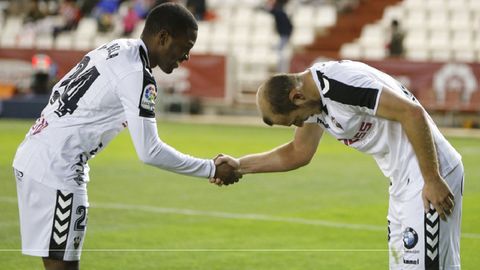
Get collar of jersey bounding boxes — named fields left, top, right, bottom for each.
left=139, top=39, right=152, bottom=69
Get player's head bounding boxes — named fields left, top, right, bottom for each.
left=141, top=3, right=198, bottom=73
left=257, top=73, right=319, bottom=127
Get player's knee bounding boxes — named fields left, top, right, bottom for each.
left=43, top=257, right=79, bottom=270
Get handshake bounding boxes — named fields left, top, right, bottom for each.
left=210, top=154, right=242, bottom=186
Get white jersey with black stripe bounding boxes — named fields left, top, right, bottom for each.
left=13, top=39, right=215, bottom=191
left=305, top=60, right=461, bottom=198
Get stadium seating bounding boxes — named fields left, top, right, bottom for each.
left=0, top=1, right=337, bottom=104
left=340, top=0, right=480, bottom=62
left=1, top=0, right=479, bottom=107
left=2, top=0, right=479, bottom=62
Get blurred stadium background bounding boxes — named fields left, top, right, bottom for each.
left=0, top=0, right=479, bottom=269
left=0, top=0, right=479, bottom=126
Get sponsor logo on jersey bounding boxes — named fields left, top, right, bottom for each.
left=316, top=117, right=330, bottom=129
left=338, top=121, right=373, bottom=146
left=14, top=169, right=24, bottom=180
left=403, top=258, right=419, bottom=265
left=29, top=115, right=49, bottom=135
left=140, top=84, right=157, bottom=111
left=331, top=116, right=343, bottom=130
left=320, top=77, right=330, bottom=95
left=402, top=227, right=418, bottom=249
left=74, top=236, right=82, bottom=249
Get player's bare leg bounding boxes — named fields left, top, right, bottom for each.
left=43, top=258, right=79, bottom=270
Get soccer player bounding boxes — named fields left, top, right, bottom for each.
left=213, top=60, right=463, bottom=270
left=13, top=3, right=237, bottom=270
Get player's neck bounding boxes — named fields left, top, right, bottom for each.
left=140, top=36, right=156, bottom=68
left=298, top=71, right=321, bottom=102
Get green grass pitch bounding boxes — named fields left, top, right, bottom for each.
left=0, top=119, right=479, bottom=269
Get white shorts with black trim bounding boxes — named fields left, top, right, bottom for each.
left=14, top=169, right=89, bottom=261
left=387, top=163, right=463, bottom=270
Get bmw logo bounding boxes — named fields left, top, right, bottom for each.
left=402, top=227, right=418, bottom=249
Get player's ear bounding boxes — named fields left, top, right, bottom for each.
left=289, top=89, right=307, bottom=106
left=158, top=29, right=170, bottom=46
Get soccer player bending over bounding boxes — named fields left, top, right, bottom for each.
left=214, top=60, right=463, bottom=270
left=13, top=3, right=237, bottom=270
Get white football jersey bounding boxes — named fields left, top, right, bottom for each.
left=13, top=39, right=215, bottom=191
left=305, top=60, right=461, bottom=198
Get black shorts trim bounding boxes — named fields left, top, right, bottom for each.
left=48, top=190, right=74, bottom=260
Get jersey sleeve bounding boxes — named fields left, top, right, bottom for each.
left=116, top=72, right=215, bottom=179
left=317, top=64, right=383, bottom=116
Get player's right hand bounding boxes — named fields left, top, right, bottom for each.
left=210, top=154, right=242, bottom=186
left=422, top=176, right=455, bottom=221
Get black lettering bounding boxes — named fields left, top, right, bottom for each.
left=106, top=43, right=120, bottom=60
left=74, top=205, right=87, bottom=231
left=53, top=56, right=100, bottom=117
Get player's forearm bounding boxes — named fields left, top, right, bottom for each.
left=127, top=115, right=214, bottom=178
left=401, top=105, right=440, bottom=183
left=142, top=142, right=215, bottom=178
left=239, top=142, right=309, bottom=174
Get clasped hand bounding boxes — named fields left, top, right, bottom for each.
left=210, top=154, right=242, bottom=186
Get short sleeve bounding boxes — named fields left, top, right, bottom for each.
left=315, top=63, right=383, bottom=116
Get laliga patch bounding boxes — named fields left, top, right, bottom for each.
left=141, top=84, right=157, bottom=111
left=139, top=83, right=156, bottom=117
left=402, top=227, right=418, bottom=249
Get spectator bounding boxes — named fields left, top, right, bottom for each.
left=186, top=0, right=206, bottom=21
left=79, top=0, right=99, bottom=16
left=23, top=0, right=46, bottom=25
left=133, top=0, right=154, bottom=19
left=266, top=0, right=293, bottom=73
left=53, top=0, right=81, bottom=39
left=93, top=0, right=121, bottom=32
left=388, top=19, right=405, bottom=58
left=122, top=3, right=140, bottom=36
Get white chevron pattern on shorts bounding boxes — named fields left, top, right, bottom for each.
left=49, top=190, right=74, bottom=257
left=54, top=220, right=69, bottom=233
left=426, top=211, right=438, bottom=221
left=426, top=235, right=438, bottom=247
left=426, top=223, right=438, bottom=235
left=425, top=207, right=440, bottom=266
left=56, top=208, right=71, bottom=221
left=53, top=232, right=67, bottom=245
left=58, top=196, right=72, bottom=209
left=427, top=249, right=438, bottom=260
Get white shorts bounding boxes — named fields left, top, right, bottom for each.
left=387, top=163, right=464, bottom=270
left=14, top=169, right=89, bottom=261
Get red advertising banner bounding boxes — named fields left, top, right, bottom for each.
left=0, top=48, right=86, bottom=78
left=153, top=54, right=226, bottom=98
left=0, top=49, right=226, bottom=98
left=291, top=52, right=480, bottom=112
left=187, top=54, right=226, bottom=98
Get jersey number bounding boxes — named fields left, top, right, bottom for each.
left=50, top=56, right=100, bottom=117
left=74, top=205, right=87, bottom=231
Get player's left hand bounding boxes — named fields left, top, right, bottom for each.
left=422, top=176, right=455, bottom=221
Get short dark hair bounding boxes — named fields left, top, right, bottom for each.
left=142, top=3, right=198, bottom=38
left=264, top=74, right=298, bottom=114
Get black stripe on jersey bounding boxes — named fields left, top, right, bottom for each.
left=138, top=46, right=157, bottom=118
left=315, top=71, right=379, bottom=110
left=139, top=46, right=152, bottom=73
